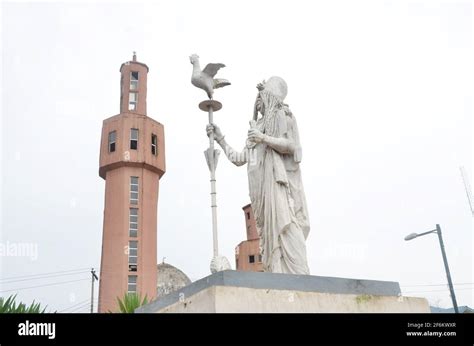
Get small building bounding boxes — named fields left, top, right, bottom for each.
left=430, top=305, right=473, bottom=313
left=235, top=204, right=263, bottom=272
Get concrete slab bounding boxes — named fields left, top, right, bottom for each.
left=136, top=270, right=429, bottom=313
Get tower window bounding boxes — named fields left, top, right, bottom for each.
left=246, top=212, right=250, bottom=220
left=108, top=131, right=116, bottom=153
left=258, top=254, right=262, bottom=263
left=129, top=207, right=138, bottom=237
left=151, top=134, right=158, bottom=156
left=130, top=177, right=139, bottom=205
left=130, top=128, right=138, bottom=150
left=120, top=75, right=124, bottom=106
left=129, top=92, right=138, bottom=111
left=249, top=255, right=255, bottom=264
left=130, top=71, right=139, bottom=90
left=128, top=275, right=137, bottom=293
left=128, top=240, right=138, bottom=271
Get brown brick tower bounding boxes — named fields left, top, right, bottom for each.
left=235, top=204, right=263, bottom=272
left=98, top=53, right=165, bottom=312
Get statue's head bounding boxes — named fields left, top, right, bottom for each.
left=189, top=54, right=200, bottom=64
left=257, top=76, right=288, bottom=102
left=254, top=76, right=287, bottom=118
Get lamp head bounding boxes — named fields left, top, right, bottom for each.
left=404, top=233, right=418, bottom=241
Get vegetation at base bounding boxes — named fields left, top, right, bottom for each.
left=0, top=294, right=48, bottom=313
left=115, top=292, right=148, bottom=313
left=355, top=294, right=373, bottom=304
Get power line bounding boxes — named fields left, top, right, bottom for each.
left=401, top=282, right=473, bottom=288
left=1, top=270, right=90, bottom=284
left=69, top=302, right=91, bottom=313
left=460, top=166, right=474, bottom=215
left=69, top=302, right=92, bottom=313
left=58, top=298, right=92, bottom=313
left=60, top=298, right=99, bottom=313
left=0, top=268, right=92, bottom=282
left=73, top=301, right=98, bottom=314
left=0, top=278, right=89, bottom=294
left=403, top=287, right=474, bottom=294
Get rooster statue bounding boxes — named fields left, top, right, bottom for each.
left=190, top=54, right=231, bottom=99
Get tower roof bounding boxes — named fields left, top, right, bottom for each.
left=119, top=52, right=149, bottom=72
left=242, top=203, right=251, bottom=210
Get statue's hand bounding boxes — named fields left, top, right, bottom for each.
left=248, top=128, right=265, bottom=144
left=206, top=123, right=224, bottom=141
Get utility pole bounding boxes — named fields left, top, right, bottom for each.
left=90, top=268, right=98, bottom=313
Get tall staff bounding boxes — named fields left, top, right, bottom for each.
left=190, top=54, right=231, bottom=273
left=201, top=100, right=221, bottom=260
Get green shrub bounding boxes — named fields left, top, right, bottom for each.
left=115, top=293, right=148, bottom=313
left=0, top=294, right=47, bottom=313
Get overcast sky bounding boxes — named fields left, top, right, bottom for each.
left=1, top=0, right=472, bottom=312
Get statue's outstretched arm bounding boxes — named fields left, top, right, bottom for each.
left=216, top=137, right=247, bottom=167
left=206, top=123, right=247, bottom=166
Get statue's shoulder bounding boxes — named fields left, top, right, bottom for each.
left=282, top=106, right=296, bottom=123
left=281, top=108, right=298, bottom=133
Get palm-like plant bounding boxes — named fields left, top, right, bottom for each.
left=116, top=293, right=148, bottom=313
left=0, top=294, right=47, bottom=313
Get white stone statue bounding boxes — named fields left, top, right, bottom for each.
left=206, top=77, right=310, bottom=275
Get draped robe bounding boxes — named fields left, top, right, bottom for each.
left=224, top=95, right=310, bottom=274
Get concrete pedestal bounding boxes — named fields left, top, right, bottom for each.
left=136, top=270, right=430, bottom=313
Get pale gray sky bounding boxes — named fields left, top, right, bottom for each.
left=1, top=0, right=472, bottom=312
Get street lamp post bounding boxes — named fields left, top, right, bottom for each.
left=404, top=224, right=459, bottom=313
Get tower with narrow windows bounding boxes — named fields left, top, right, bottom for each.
left=235, top=204, right=263, bottom=272
left=98, top=53, right=165, bottom=313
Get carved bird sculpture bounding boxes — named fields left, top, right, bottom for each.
left=190, top=54, right=231, bottom=99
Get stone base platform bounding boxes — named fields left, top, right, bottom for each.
left=136, top=270, right=430, bottom=313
